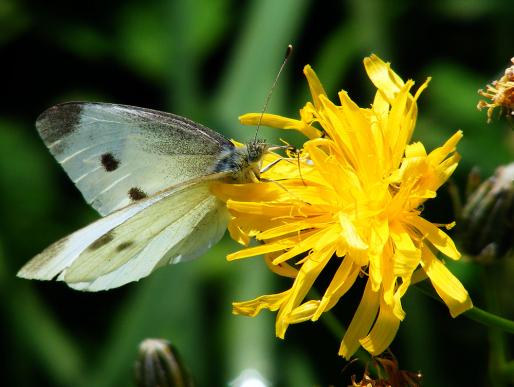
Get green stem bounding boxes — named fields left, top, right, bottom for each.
left=414, top=282, right=514, bottom=334
left=483, top=265, right=507, bottom=387
left=465, top=306, right=514, bottom=335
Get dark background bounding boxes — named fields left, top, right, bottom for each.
left=1, top=0, right=513, bottom=386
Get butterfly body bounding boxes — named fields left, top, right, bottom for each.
left=18, top=102, right=267, bottom=291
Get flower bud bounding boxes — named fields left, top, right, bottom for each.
left=459, top=163, right=514, bottom=262
left=134, top=338, right=194, bottom=387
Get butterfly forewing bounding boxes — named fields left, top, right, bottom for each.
left=37, top=102, right=233, bottom=215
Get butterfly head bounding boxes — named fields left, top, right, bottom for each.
left=247, top=139, right=269, bottom=163
left=213, top=139, right=269, bottom=183
left=237, top=139, right=269, bottom=182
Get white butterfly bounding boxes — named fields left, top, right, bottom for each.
left=18, top=102, right=268, bottom=291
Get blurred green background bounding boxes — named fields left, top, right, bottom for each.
left=1, top=0, right=514, bottom=386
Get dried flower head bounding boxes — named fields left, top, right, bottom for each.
left=350, top=353, right=422, bottom=387
left=478, top=58, right=514, bottom=123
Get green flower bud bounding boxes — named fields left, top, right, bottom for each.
left=459, top=163, right=514, bottom=262
left=134, top=339, right=194, bottom=387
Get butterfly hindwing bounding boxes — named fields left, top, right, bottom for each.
left=37, top=102, right=233, bottom=215
left=18, top=180, right=229, bottom=291
left=68, top=188, right=229, bottom=291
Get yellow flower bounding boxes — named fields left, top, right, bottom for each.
left=478, top=57, right=514, bottom=122
left=212, top=55, right=473, bottom=359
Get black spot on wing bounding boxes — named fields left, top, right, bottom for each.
left=101, top=153, right=120, bottom=171
left=36, top=103, right=83, bottom=145
left=88, top=232, right=114, bottom=251
left=128, top=187, right=148, bottom=201
left=116, top=241, right=134, bottom=252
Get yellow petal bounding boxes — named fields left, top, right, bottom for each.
left=239, top=112, right=322, bottom=139
left=428, top=130, right=463, bottom=166
left=226, top=212, right=286, bottom=243
left=391, top=274, right=411, bottom=320
left=413, top=77, right=431, bottom=101
left=272, top=225, right=337, bottom=265
left=337, top=90, right=377, bottom=174
left=421, top=246, right=473, bottom=317
left=313, top=258, right=360, bottom=320
left=276, top=245, right=335, bottom=338
left=288, top=300, right=320, bottom=323
left=228, top=241, right=292, bottom=261
left=304, top=139, right=361, bottom=199
left=408, top=215, right=461, bottom=260
left=257, top=214, right=333, bottom=240
left=228, top=220, right=250, bottom=246
left=227, top=200, right=317, bottom=218
left=265, top=253, right=298, bottom=278
left=317, top=96, right=359, bottom=169
left=338, top=213, right=368, bottom=251
left=372, top=88, right=390, bottom=118
left=385, top=80, right=416, bottom=168
left=405, top=141, right=427, bottom=158
left=364, top=54, right=405, bottom=103
left=368, top=219, right=390, bottom=291
left=232, top=290, right=290, bottom=317
left=380, top=242, right=396, bottom=306
left=339, top=279, right=380, bottom=359
left=212, top=181, right=281, bottom=202
left=390, top=222, right=421, bottom=276
left=303, top=65, right=327, bottom=110
left=359, top=300, right=401, bottom=356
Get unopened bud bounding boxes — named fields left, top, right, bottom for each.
left=134, top=338, right=194, bottom=387
left=459, top=163, right=514, bottom=262
left=465, top=166, right=482, bottom=199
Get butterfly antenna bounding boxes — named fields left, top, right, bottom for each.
left=254, top=44, right=293, bottom=142
left=293, top=147, right=307, bottom=186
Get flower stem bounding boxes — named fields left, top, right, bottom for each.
left=484, top=263, right=514, bottom=386
left=465, top=306, right=514, bottom=335
left=414, top=282, right=514, bottom=334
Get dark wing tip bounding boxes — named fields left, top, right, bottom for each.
left=36, top=102, right=85, bottom=145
